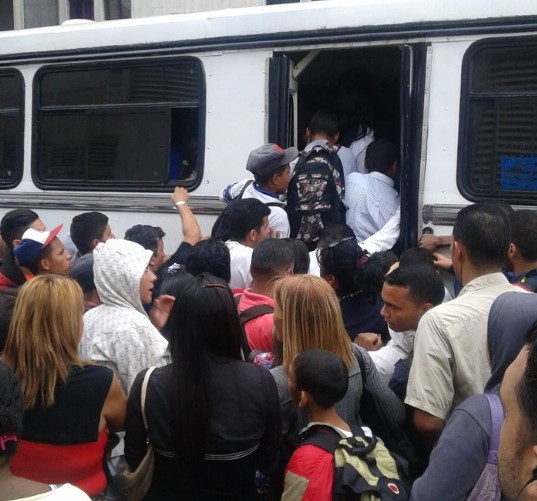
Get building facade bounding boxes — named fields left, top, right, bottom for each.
left=0, top=0, right=305, bottom=30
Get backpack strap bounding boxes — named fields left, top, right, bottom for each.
left=239, top=304, right=275, bottom=324
left=484, top=393, right=504, bottom=464
left=238, top=179, right=254, bottom=199
left=300, top=424, right=342, bottom=454
left=234, top=294, right=274, bottom=361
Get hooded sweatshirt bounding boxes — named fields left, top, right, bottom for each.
left=79, top=239, right=170, bottom=394
left=484, top=290, right=537, bottom=393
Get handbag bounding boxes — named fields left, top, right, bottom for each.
left=119, top=366, right=157, bottom=501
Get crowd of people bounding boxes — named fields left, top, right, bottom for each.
left=1, top=115, right=537, bottom=501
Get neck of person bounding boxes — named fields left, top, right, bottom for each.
left=307, top=405, right=351, bottom=432
left=513, top=258, right=537, bottom=278
left=250, top=276, right=275, bottom=297
left=459, top=262, right=504, bottom=287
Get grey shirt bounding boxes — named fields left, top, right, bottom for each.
left=270, top=345, right=405, bottom=437
left=411, top=394, right=505, bottom=500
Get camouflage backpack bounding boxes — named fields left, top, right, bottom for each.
left=286, top=143, right=346, bottom=248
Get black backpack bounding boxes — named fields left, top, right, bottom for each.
left=286, top=143, right=346, bottom=247
left=299, top=424, right=410, bottom=500
left=234, top=294, right=274, bottom=362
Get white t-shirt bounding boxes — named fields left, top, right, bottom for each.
left=225, top=240, right=254, bottom=289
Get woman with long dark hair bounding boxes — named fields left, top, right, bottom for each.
left=317, top=237, right=388, bottom=344
left=125, top=273, right=281, bottom=500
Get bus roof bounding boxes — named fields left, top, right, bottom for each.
left=1, top=0, right=537, bottom=58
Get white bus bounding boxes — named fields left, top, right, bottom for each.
left=1, top=0, right=536, bottom=251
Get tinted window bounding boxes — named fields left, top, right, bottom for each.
left=36, top=59, right=204, bottom=191
left=459, top=40, right=537, bottom=203
left=0, top=73, right=23, bottom=187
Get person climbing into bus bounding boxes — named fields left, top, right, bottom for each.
left=220, top=143, right=298, bottom=238
left=345, top=139, right=400, bottom=244
left=286, top=110, right=347, bottom=250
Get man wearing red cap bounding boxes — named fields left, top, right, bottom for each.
left=13, top=224, right=71, bottom=277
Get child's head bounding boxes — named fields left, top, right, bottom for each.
left=288, top=349, right=349, bottom=409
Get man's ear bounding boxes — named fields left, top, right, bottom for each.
left=388, top=160, right=398, bottom=177
left=12, top=238, right=22, bottom=249
left=306, top=127, right=312, bottom=141
left=298, top=390, right=309, bottom=408
left=39, top=257, right=51, bottom=272
left=89, top=238, right=101, bottom=252
left=508, top=242, right=517, bottom=259
left=451, top=240, right=462, bottom=263
left=284, top=265, right=294, bottom=276
left=247, top=228, right=257, bottom=244
left=420, top=302, right=435, bottom=315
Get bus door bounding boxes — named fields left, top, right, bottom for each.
left=268, top=42, right=429, bottom=251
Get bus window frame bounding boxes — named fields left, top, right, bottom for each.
left=0, top=69, right=24, bottom=190
left=457, top=36, right=537, bottom=205
left=32, top=56, right=206, bottom=192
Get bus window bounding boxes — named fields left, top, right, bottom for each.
left=34, top=58, right=204, bottom=191
left=0, top=72, right=23, bottom=188
left=459, top=39, right=537, bottom=204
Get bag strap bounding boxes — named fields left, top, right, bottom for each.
left=238, top=179, right=254, bottom=199
left=484, top=393, right=504, bottom=464
left=141, top=366, right=157, bottom=433
left=300, top=425, right=341, bottom=454
left=353, top=343, right=368, bottom=387
left=239, top=304, right=275, bottom=325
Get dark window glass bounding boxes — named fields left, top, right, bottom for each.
left=36, top=59, right=204, bottom=191
left=460, top=41, right=537, bottom=203
left=104, top=0, right=131, bottom=20
left=24, top=0, right=58, bottom=28
left=69, top=0, right=94, bottom=20
left=0, top=73, right=23, bottom=186
left=0, top=0, right=14, bottom=31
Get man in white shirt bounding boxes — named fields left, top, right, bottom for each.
left=220, top=143, right=297, bottom=238
left=405, top=203, right=522, bottom=439
left=216, top=198, right=271, bottom=290
left=345, top=139, right=400, bottom=244
left=370, top=264, right=445, bottom=386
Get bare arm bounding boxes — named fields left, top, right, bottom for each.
left=171, top=187, right=202, bottom=245
left=412, top=408, right=445, bottom=440
left=101, top=374, right=127, bottom=433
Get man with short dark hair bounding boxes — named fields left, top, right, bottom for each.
left=221, top=143, right=298, bottom=238
left=70, top=211, right=114, bottom=257
left=0, top=209, right=45, bottom=288
left=498, top=325, right=537, bottom=501
left=125, top=224, right=166, bottom=273
left=237, top=239, right=294, bottom=353
left=370, top=264, right=445, bottom=390
left=406, top=203, right=522, bottom=439
left=507, top=209, right=537, bottom=292
left=220, top=198, right=271, bottom=290
left=345, top=139, right=400, bottom=243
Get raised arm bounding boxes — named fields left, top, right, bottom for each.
left=171, top=187, right=202, bottom=245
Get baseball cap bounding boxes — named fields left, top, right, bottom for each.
left=69, top=253, right=95, bottom=293
left=14, top=224, right=63, bottom=268
left=246, top=143, right=298, bottom=178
